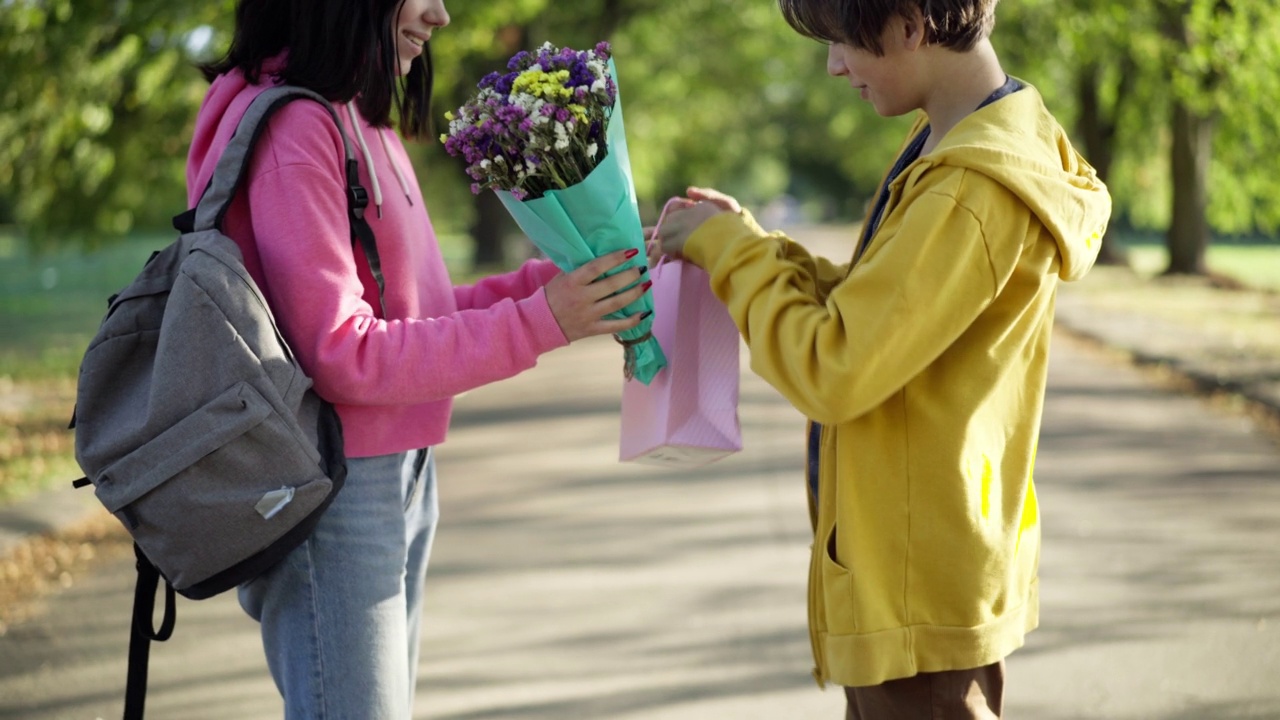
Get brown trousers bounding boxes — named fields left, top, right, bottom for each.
left=844, top=661, right=1005, bottom=720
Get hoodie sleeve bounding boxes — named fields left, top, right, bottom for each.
left=685, top=173, right=1028, bottom=425
left=453, top=258, right=563, bottom=311
left=244, top=109, right=568, bottom=407
left=777, top=233, right=851, bottom=304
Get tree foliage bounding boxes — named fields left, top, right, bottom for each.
left=0, top=0, right=232, bottom=245
left=998, top=0, right=1280, bottom=239
left=2, top=0, right=1278, bottom=269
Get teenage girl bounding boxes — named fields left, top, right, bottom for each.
left=188, top=1, right=648, bottom=716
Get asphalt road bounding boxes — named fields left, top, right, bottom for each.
left=1, top=229, right=1278, bottom=719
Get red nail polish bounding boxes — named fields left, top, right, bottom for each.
left=642, top=281, right=653, bottom=291
left=625, top=248, right=639, bottom=259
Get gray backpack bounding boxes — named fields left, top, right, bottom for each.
left=70, top=85, right=383, bottom=719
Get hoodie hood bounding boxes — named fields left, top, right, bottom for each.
left=186, top=57, right=285, bottom=202
left=187, top=56, right=412, bottom=218
left=921, top=85, right=1111, bottom=281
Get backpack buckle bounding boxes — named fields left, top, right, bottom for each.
left=348, top=185, right=369, bottom=220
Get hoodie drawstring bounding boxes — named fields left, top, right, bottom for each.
left=379, top=129, right=414, bottom=209
left=345, top=102, right=413, bottom=218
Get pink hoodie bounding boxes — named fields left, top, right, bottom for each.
left=187, top=64, right=568, bottom=457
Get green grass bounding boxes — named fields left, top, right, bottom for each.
left=0, top=233, right=165, bottom=380
left=0, top=233, right=162, bottom=502
left=1115, top=234, right=1280, bottom=291
left=0, top=229, right=482, bottom=380
left=0, top=226, right=483, bottom=502
left=0, top=228, right=492, bottom=504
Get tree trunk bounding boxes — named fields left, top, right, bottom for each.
left=1165, top=99, right=1214, bottom=275
left=470, top=189, right=512, bottom=269
left=459, top=25, right=528, bottom=271
left=1075, top=63, right=1126, bottom=266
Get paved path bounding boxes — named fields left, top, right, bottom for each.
left=2, top=235, right=1279, bottom=719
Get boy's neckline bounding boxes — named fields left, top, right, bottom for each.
left=920, top=76, right=1023, bottom=155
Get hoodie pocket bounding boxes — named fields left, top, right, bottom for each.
left=819, top=522, right=857, bottom=635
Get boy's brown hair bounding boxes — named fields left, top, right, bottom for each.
left=778, top=0, right=997, bottom=55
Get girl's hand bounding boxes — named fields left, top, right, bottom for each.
left=545, top=249, right=651, bottom=342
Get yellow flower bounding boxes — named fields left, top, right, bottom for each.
left=513, top=68, right=575, bottom=102
left=512, top=69, right=549, bottom=95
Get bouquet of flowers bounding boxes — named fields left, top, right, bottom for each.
left=440, top=42, right=666, bottom=383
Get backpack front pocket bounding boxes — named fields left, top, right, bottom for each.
left=92, top=381, right=333, bottom=590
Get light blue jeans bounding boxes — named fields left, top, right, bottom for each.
left=239, top=449, right=438, bottom=720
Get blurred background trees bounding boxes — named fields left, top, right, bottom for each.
left=1, top=0, right=1277, bottom=273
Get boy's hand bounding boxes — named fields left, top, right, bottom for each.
left=686, top=186, right=741, bottom=213
left=643, top=198, right=695, bottom=266
left=653, top=187, right=742, bottom=258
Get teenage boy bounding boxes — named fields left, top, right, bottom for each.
left=653, top=0, right=1112, bottom=716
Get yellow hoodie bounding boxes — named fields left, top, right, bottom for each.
left=683, top=85, right=1111, bottom=688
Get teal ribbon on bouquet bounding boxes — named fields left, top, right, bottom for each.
left=495, top=61, right=667, bottom=384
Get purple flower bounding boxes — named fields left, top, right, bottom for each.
left=494, top=72, right=517, bottom=95
left=507, top=51, right=531, bottom=70
left=496, top=104, right=527, bottom=124
left=565, top=59, right=594, bottom=88
left=443, top=41, right=618, bottom=199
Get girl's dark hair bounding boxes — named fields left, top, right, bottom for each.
left=201, top=0, right=434, bottom=139
left=778, top=0, right=997, bottom=56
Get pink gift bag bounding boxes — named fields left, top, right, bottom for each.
left=619, top=257, right=743, bottom=467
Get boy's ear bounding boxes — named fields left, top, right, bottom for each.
left=898, top=7, right=928, bottom=51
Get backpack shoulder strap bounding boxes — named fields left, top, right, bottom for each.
left=123, top=544, right=174, bottom=720
left=178, top=85, right=386, bottom=313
